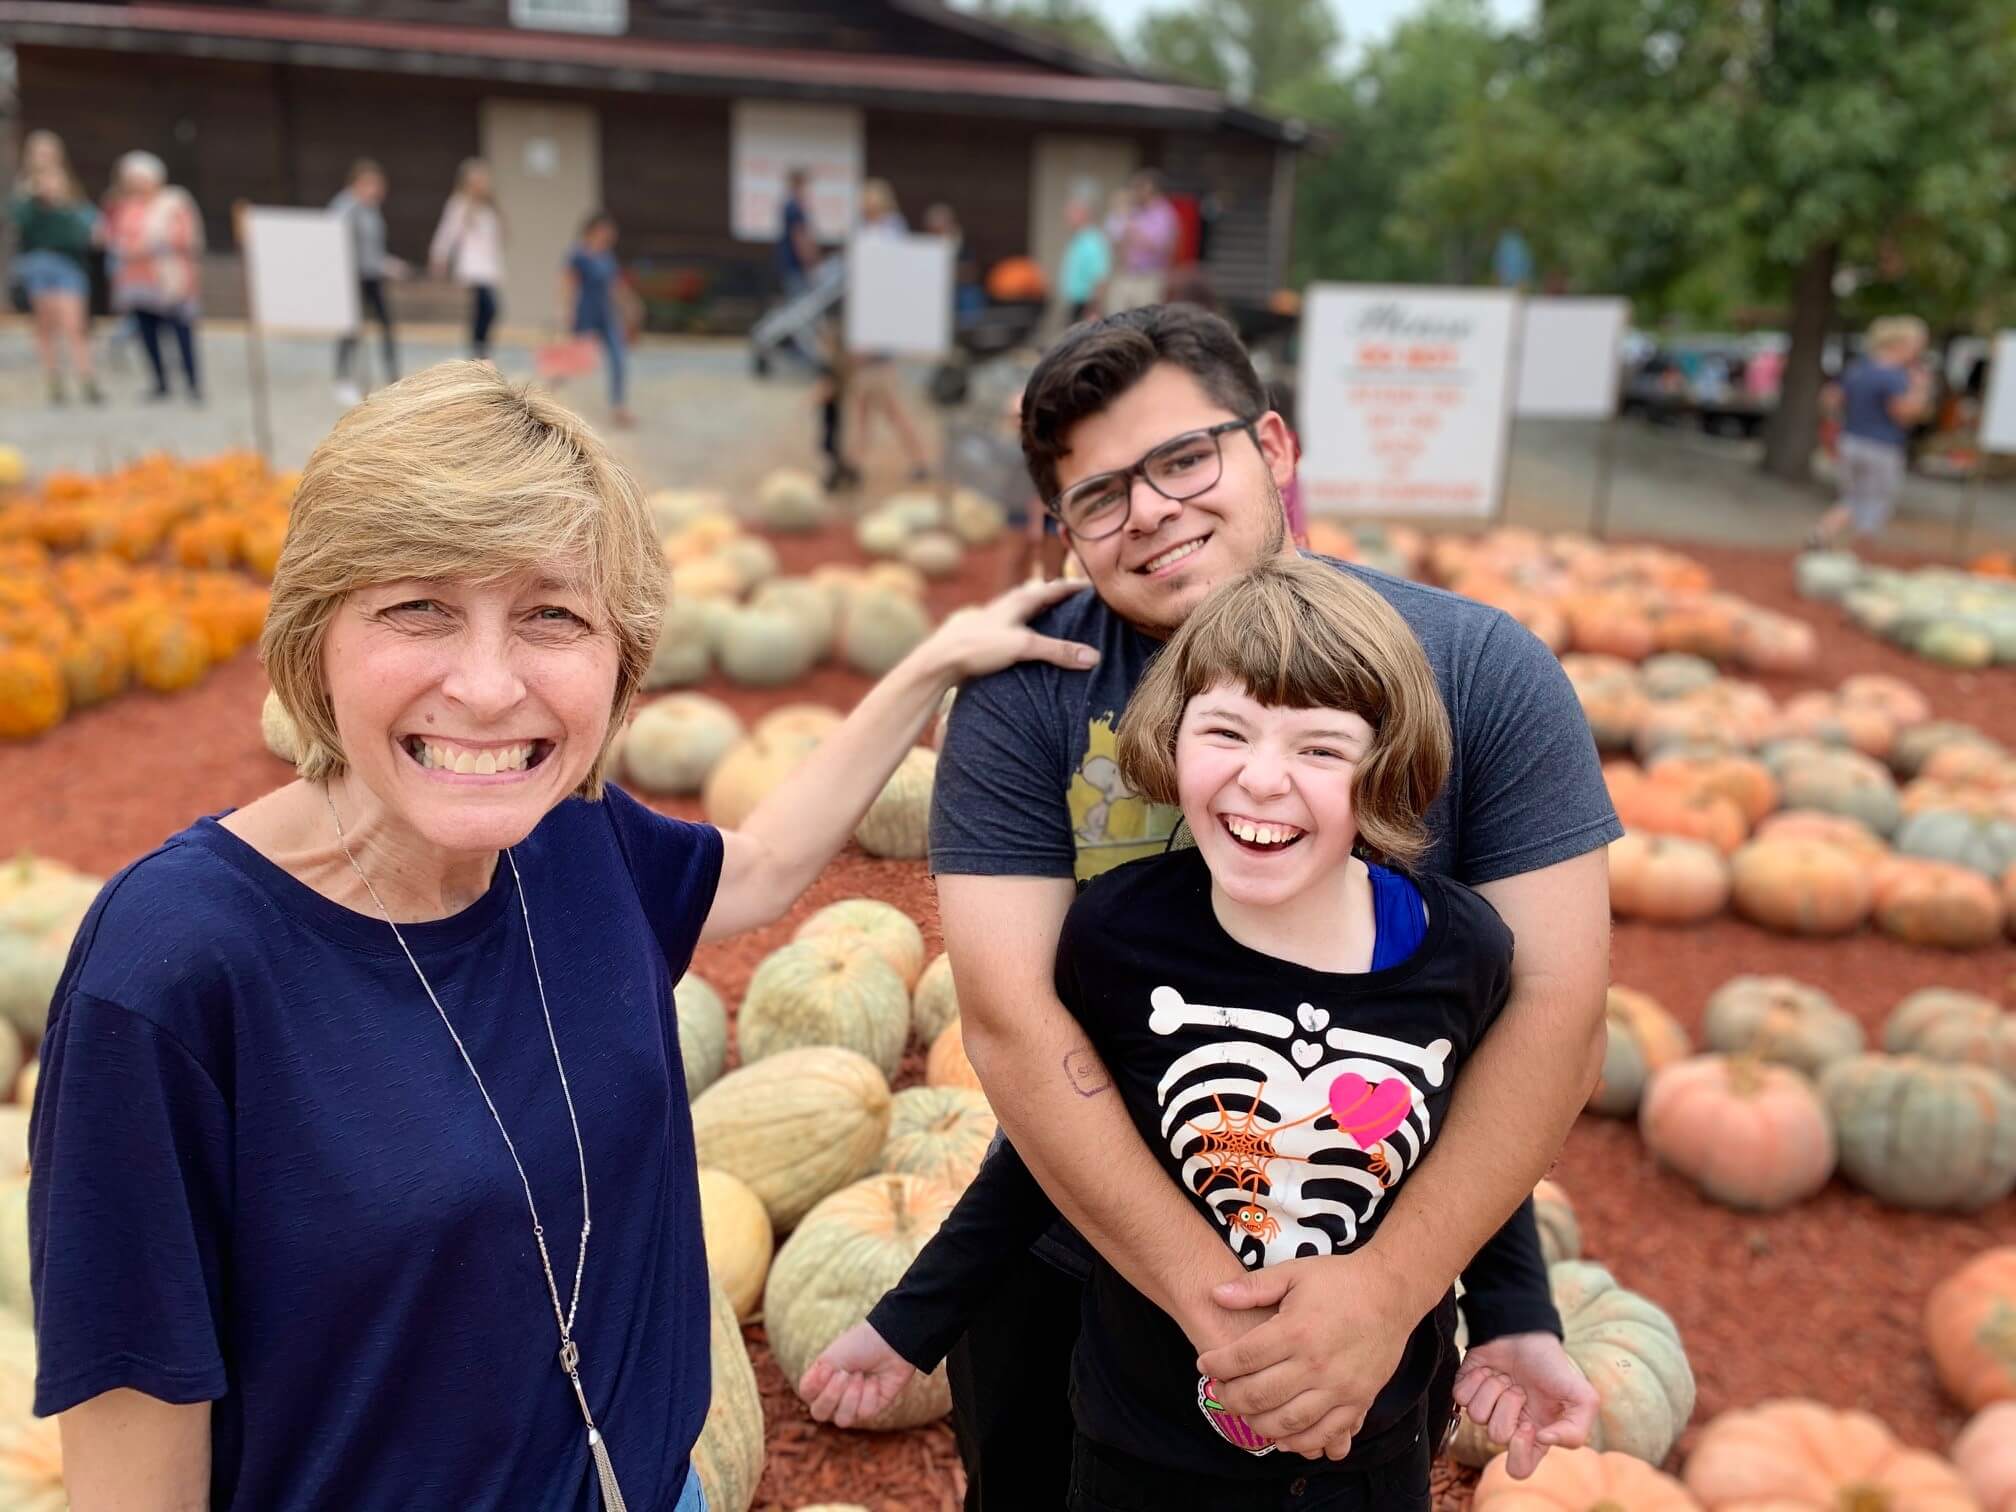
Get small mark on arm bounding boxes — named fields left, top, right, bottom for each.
left=1063, top=1047, right=1112, bottom=1098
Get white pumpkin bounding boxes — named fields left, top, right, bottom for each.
left=712, top=535, right=781, bottom=594
left=716, top=606, right=818, bottom=688
left=900, top=532, right=964, bottom=579
left=855, top=748, right=937, bottom=860
left=644, top=597, right=713, bottom=689
left=625, top=694, right=745, bottom=795
left=260, top=688, right=299, bottom=762
left=855, top=510, right=912, bottom=559
left=752, top=468, right=827, bottom=532
left=0, top=1178, right=27, bottom=1317
left=750, top=578, right=837, bottom=660
left=645, top=488, right=725, bottom=535
left=911, top=953, right=960, bottom=1046
left=948, top=488, right=1006, bottom=546
left=674, top=972, right=730, bottom=1099
left=841, top=591, right=932, bottom=677
left=691, top=1277, right=765, bottom=1512
left=690, top=1047, right=892, bottom=1231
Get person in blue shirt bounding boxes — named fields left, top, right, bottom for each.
left=1814, top=314, right=1934, bottom=547
left=27, top=358, right=1096, bottom=1511
left=1058, top=192, right=1112, bottom=326
left=565, top=211, right=635, bottom=429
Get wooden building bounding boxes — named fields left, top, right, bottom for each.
left=2, top=0, right=1306, bottom=328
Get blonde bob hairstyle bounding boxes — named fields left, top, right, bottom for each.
left=1113, top=556, right=1451, bottom=870
left=261, top=360, right=663, bottom=800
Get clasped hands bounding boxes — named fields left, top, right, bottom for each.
left=1192, top=1246, right=1596, bottom=1473
left=801, top=1245, right=1597, bottom=1478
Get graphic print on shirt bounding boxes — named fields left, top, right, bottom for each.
left=1067, top=717, right=1182, bottom=881
left=1147, top=984, right=1450, bottom=1267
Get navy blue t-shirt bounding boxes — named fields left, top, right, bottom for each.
left=28, top=785, right=722, bottom=1511
left=776, top=197, right=809, bottom=277
left=570, top=246, right=620, bottom=334
left=1840, top=359, right=1913, bottom=448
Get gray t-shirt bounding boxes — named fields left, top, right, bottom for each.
left=329, top=188, right=387, bottom=279
left=931, top=557, right=1620, bottom=887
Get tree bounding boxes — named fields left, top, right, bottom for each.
left=1133, top=0, right=1340, bottom=103
left=1518, top=0, right=2016, bottom=482
left=968, top=0, right=1122, bottom=59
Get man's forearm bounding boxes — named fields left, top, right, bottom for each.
left=963, top=1007, right=1249, bottom=1345
left=1366, top=973, right=1605, bottom=1315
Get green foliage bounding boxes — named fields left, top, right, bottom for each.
left=969, top=0, right=1123, bottom=59
left=1134, top=0, right=1341, bottom=102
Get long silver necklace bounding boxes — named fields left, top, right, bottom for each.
left=325, top=787, right=628, bottom=1512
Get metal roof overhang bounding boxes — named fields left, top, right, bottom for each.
left=0, top=1, right=1306, bottom=141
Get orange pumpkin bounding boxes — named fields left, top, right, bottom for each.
left=1731, top=610, right=1818, bottom=673
left=1608, top=832, right=1730, bottom=924
left=1926, top=1247, right=2016, bottom=1411
left=131, top=614, right=211, bottom=693
left=0, top=646, right=66, bottom=739
left=1652, top=600, right=1741, bottom=661
left=984, top=256, right=1048, bottom=302
left=1639, top=1054, right=1835, bottom=1211
left=1647, top=753, right=1780, bottom=827
left=1920, top=745, right=2016, bottom=791
left=1872, top=858, right=2006, bottom=950
left=1611, top=774, right=1749, bottom=855
left=1578, top=678, right=1651, bottom=753
left=1763, top=690, right=1897, bottom=761
left=1728, top=838, right=1874, bottom=937
left=1474, top=1445, right=1702, bottom=1509
left=2005, top=862, right=2016, bottom=940
left=1753, top=810, right=1889, bottom=863
left=1565, top=593, right=1659, bottom=661
left=56, top=619, right=131, bottom=707
left=925, top=1019, right=983, bottom=1093
left=1683, top=1398, right=1976, bottom=1510
left=1954, top=1401, right=2016, bottom=1512
left=1838, top=673, right=1932, bottom=729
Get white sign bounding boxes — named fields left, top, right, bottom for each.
left=845, top=233, right=954, bottom=358
left=1296, top=284, right=1519, bottom=518
left=1979, top=331, right=2016, bottom=454
left=1516, top=296, right=1629, bottom=418
left=242, top=208, right=358, bottom=336
left=509, top=0, right=626, bottom=34
left=731, top=101, right=863, bottom=244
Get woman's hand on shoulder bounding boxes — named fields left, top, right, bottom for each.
left=918, top=577, right=1097, bottom=683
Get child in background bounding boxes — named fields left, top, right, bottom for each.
left=805, top=557, right=1560, bottom=1506
left=813, top=311, right=861, bottom=492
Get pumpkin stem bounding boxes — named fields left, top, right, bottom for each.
left=1726, top=1052, right=1766, bottom=1095
left=1836, top=1486, right=1893, bottom=1512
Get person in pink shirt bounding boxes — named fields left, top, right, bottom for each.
left=1105, top=172, right=1180, bottom=313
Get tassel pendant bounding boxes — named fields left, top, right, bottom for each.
left=561, top=1341, right=628, bottom=1512
left=588, top=1427, right=628, bottom=1512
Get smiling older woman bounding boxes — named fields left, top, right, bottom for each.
left=27, top=361, right=1095, bottom=1512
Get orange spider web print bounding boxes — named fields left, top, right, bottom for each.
left=1182, top=1078, right=1401, bottom=1246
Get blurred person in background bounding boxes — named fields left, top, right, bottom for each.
left=924, top=201, right=985, bottom=326
left=1813, top=314, right=1934, bottom=548
left=430, top=158, right=505, bottom=360
left=330, top=158, right=408, bottom=406
left=103, top=151, right=205, bottom=404
left=849, top=178, right=932, bottom=480
left=561, top=210, right=636, bottom=429
left=1105, top=171, right=1179, bottom=314
left=12, top=129, right=70, bottom=193
left=10, top=157, right=102, bottom=405
left=1057, top=192, right=1110, bottom=326
left=776, top=165, right=819, bottom=298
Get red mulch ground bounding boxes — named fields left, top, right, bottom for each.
left=3, top=527, right=2012, bottom=1510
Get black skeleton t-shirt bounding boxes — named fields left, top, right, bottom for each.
left=1055, top=845, right=1514, bottom=1474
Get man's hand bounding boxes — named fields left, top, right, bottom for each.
left=1194, top=1248, right=1428, bottom=1461
left=1453, top=1332, right=1599, bottom=1479
left=797, top=1322, right=917, bottom=1429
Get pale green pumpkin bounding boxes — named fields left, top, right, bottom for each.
left=751, top=468, right=827, bottom=532
left=763, top=1173, right=958, bottom=1430
left=717, top=606, right=819, bottom=689
left=1702, top=974, right=1865, bottom=1076
left=1820, top=1053, right=2016, bottom=1211
left=690, top=1276, right=765, bottom=1512
left=750, top=578, right=837, bottom=660
left=1896, top=809, right=2016, bottom=880
left=738, top=939, right=911, bottom=1078
left=877, top=1086, right=996, bottom=1191
left=691, top=1047, right=891, bottom=1231
left=673, top=972, right=729, bottom=1099
left=840, top=592, right=932, bottom=677
left=1775, top=746, right=1902, bottom=836
left=855, top=747, right=936, bottom=861
left=625, top=693, right=744, bottom=796
left=1891, top=720, right=2001, bottom=779
left=1883, top=988, right=2016, bottom=1082
left=643, top=597, right=712, bottom=689
left=911, top=952, right=960, bottom=1047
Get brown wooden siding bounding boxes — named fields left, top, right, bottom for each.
left=1159, top=132, right=1282, bottom=304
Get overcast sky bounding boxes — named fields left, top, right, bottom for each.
left=1090, top=0, right=1537, bottom=60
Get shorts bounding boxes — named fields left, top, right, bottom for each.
left=1837, top=433, right=1906, bottom=536
left=12, top=250, right=88, bottom=300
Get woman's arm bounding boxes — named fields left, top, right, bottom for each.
left=699, top=579, right=1097, bottom=941
left=61, top=1391, right=209, bottom=1512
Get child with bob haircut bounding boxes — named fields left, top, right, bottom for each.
left=810, top=554, right=1547, bottom=1508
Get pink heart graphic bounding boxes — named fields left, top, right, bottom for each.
left=1326, top=1073, right=1412, bottom=1149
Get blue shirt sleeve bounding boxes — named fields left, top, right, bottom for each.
left=30, top=991, right=233, bottom=1415
left=599, top=783, right=725, bottom=975
left=1452, top=614, right=1621, bottom=885
left=928, top=667, right=1075, bottom=878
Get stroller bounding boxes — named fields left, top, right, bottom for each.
left=748, top=256, right=846, bottom=377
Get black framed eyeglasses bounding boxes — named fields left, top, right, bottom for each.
left=1046, top=418, right=1260, bottom=540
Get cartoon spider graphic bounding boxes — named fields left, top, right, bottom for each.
left=1182, top=1074, right=1410, bottom=1244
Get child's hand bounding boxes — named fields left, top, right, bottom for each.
left=798, top=1321, right=916, bottom=1429
left=1452, top=1332, right=1599, bottom=1478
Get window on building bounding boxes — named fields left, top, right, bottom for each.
left=508, top=0, right=627, bottom=35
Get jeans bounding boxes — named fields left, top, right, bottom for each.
left=470, top=284, right=499, bottom=358
left=589, top=315, right=626, bottom=406
left=133, top=309, right=199, bottom=395
left=336, top=276, right=398, bottom=385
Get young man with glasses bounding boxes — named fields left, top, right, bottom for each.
left=804, top=305, right=1614, bottom=1504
